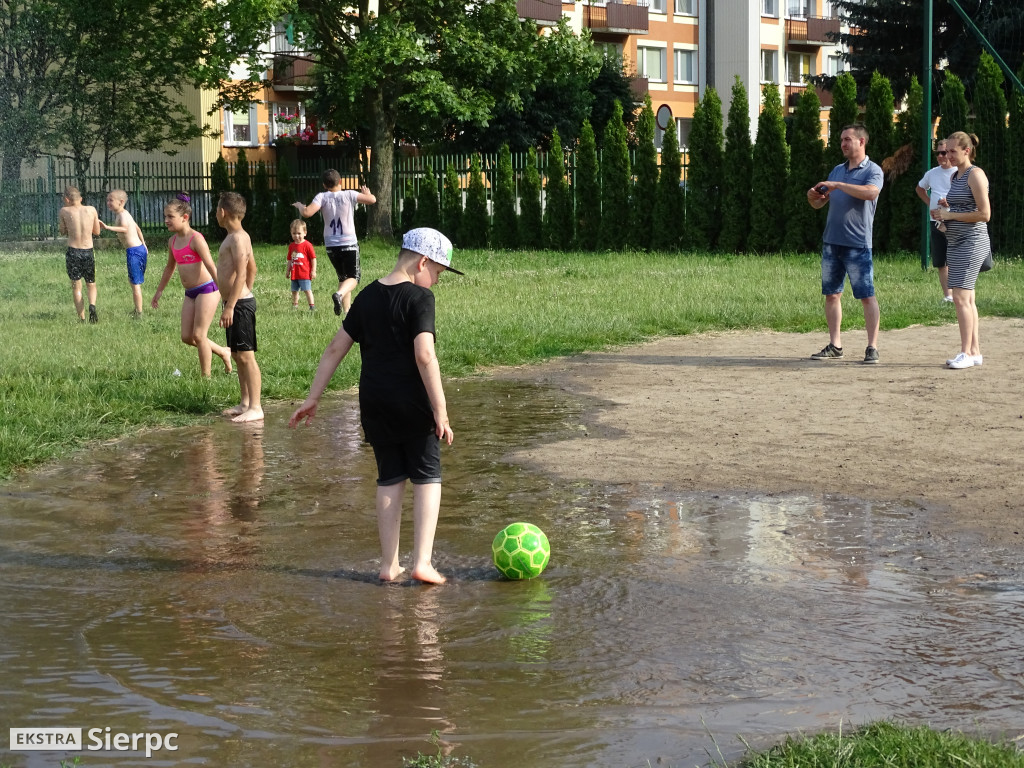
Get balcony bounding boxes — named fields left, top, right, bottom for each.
left=787, top=84, right=833, bottom=109
left=583, top=0, right=649, bottom=35
left=271, top=54, right=314, bottom=91
left=785, top=15, right=840, bottom=45
left=517, top=0, right=563, bottom=25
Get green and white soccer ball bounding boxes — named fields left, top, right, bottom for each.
left=492, top=522, right=550, bottom=580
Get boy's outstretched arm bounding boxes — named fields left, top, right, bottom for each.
left=414, top=332, right=453, bottom=445
left=289, top=326, right=355, bottom=427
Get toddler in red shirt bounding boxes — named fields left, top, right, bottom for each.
left=286, top=219, right=317, bottom=310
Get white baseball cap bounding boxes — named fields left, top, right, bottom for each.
left=401, top=227, right=463, bottom=275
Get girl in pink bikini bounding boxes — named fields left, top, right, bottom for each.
left=151, top=193, right=233, bottom=377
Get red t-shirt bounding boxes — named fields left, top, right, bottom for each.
left=286, top=240, right=316, bottom=280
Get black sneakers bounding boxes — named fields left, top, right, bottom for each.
left=810, top=343, right=843, bottom=360
left=332, top=292, right=343, bottom=316
left=863, top=346, right=879, bottom=364
left=88, top=304, right=98, bottom=324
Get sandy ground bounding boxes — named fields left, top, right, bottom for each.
left=499, top=317, right=1024, bottom=544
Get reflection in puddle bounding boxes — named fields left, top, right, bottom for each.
left=1, top=379, right=1022, bottom=767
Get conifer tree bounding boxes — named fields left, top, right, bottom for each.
left=784, top=87, right=825, bottom=252
left=937, top=72, right=970, bottom=139
left=828, top=72, right=859, bottom=168
left=209, top=154, right=231, bottom=239
left=251, top=160, right=273, bottom=243
left=653, top=120, right=684, bottom=251
left=462, top=153, right=489, bottom=248
left=864, top=71, right=895, bottom=252
left=233, top=148, right=252, bottom=215
left=271, top=158, right=295, bottom=244
left=890, top=75, right=925, bottom=252
left=442, top=164, right=463, bottom=244
left=415, top=164, right=440, bottom=230
left=973, top=51, right=1007, bottom=251
left=575, top=120, right=600, bottom=250
left=599, top=101, right=631, bottom=250
left=400, top=179, right=417, bottom=235
left=748, top=83, right=789, bottom=253
left=720, top=76, right=753, bottom=253
left=631, top=95, right=658, bottom=251
left=685, top=86, right=724, bottom=250
left=543, top=128, right=574, bottom=250
left=492, top=143, right=519, bottom=249
left=519, top=147, right=543, bottom=249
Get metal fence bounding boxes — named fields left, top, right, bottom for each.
left=9, top=149, right=688, bottom=241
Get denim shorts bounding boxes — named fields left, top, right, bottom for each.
left=821, top=243, right=875, bottom=299
left=290, top=279, right=312, bottom=292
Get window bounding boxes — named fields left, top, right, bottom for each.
left=594, top=41, right=623, bottom=66
left=762, top=0, right=778, bottom=17
left=675, top=0, right=695, bottom=14
left=761, top=50, right=778, bottom=83
left=272, top=103, right=303, bottom=142
left=827, top=55, right=845, bottom=76
left=637, top=46, right=667, bottom=83
left=676, top=118, right=692, bottom=149
left=787, top=52, right=812, bottom=84
left=786, top=0, right=810, bottom=18
left=674, top=50, right=696, bottom=84
left=649, top=0, right=666, bottom=13
left=224, top=105, right=258, bottom=146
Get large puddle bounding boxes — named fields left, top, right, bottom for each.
left=2, top=379, right=1023, bottom=767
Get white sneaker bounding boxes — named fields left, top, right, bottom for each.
left=972, top=355, right=983, bottom=366
left=947, top=352, right=974, bottom=369
left=943, top=295, right=954, bottom=303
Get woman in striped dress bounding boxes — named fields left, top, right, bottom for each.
left=933, top=131, right=990, bottom=369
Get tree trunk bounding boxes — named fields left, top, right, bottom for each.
left=0, top=152, right=24, bottom=241
left=367, top=92, right=395, bottom=238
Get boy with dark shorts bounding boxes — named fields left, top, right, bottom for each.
left=293, top=169, right=376, bottom=316
left=216, top=192, right=262, bottom=423
left=58, top=186, right=101, bottom=323
left=289, top=227, right=462, bottom=585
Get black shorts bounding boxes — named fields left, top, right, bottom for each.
left=225, top=297, right=257, bottom=352
left=66, top=247, right=95, bottom=283
left=930, top=225, right=948, bottom=269
left=326, top=246, right=360, bottom=284
left=372, top=432, right=442, bottom=486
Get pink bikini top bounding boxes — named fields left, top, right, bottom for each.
left=171, top=233, right=202, bottom=265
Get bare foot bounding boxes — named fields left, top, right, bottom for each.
left=218, top=349, right=233, bottom=374
left=222, top=404, right=246, bottom=417
left=380, top=565, right=406, bottom=582
left=231, top=407, right=264, bottom=423
left=411, top=565, right=447, bottom=585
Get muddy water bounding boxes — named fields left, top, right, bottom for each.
left=2, top=379, right=1023, bottom=768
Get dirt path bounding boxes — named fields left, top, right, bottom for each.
left=499, top=318, right=1024, bottom=544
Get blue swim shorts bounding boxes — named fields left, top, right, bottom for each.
left=291, top=279, right=312, bottom=292
left=821, top=243, right=875, bottom=299
left=126, top=244, right=148, bottom=285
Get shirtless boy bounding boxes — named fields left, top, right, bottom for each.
left=99, top=189, right=148, bottom=317
left=58, top=187, right=101, bottom=323
left=216, top=192, right=263, bottom=423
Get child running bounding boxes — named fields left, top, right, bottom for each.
left=99, top=189, right=148, bottom=317
left=216, top=192, right=262, bottom=423
left=289, top=228, right=462, bottom=585
left=151, top=193, right=233, bottom=377
left=286, top=219, right=317, bottom=310
left=293, top=170, right=375, bottom=316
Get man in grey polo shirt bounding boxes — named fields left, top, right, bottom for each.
left=807, top=123, right=884, bottom=364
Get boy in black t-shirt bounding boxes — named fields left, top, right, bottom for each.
left=289, top=228, right=463, bottom=584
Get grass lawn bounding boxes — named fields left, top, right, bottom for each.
left=1, top=238, right=1022, bottom=480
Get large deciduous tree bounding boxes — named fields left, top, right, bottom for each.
left=297, top=0, right=541, bottom=237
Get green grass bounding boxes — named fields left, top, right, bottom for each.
left=1, top=239, right=1022, bottom=479
left=711, top=721, right=1024, bottom=767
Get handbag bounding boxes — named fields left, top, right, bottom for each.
left=980, top=249, right=994, bottom=273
